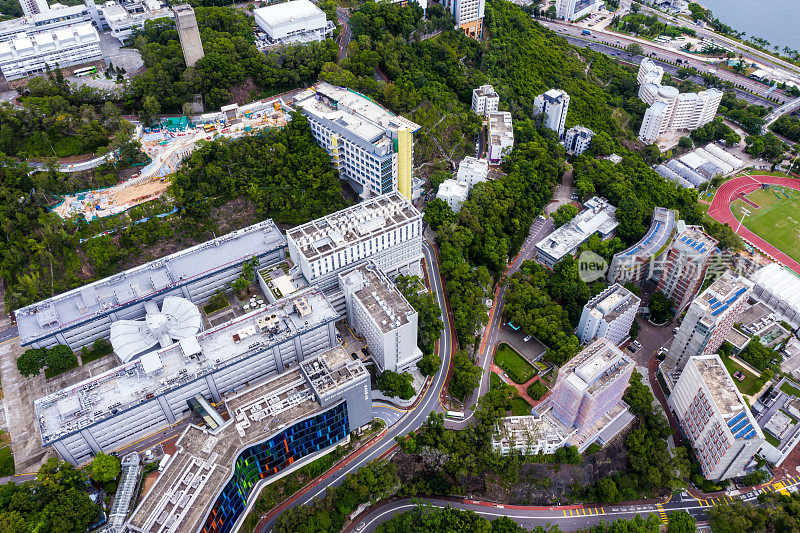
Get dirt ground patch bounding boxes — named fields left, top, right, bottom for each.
left=392, top=438, right=630, bottom=506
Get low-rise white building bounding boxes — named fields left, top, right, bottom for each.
left=0, top=23, right=103, bottom=81
left=535, top=197, right=618, bottom=268
left=471, top=84, right=499, bottom=117
left=100, top=0, right=173, bottom=43
left=492, top=414, right=570, bottom=455
left=436, top=179, right=469, bottom=213
left=577, top=284, right=641, bottom=346
left=669, top=354, right=764, bottom=481
left=456, top=156, right=489, bottom=187
left=750, top=263, right=800, bottom=329
left=564, top=125, right=594, bottom=155
left=487, top=111, right=514, bottom=164
left=339, top=263, right=421, bottom=373
left=253, top=0, right=333, bottom=45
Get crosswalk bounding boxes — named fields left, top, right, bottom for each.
left=562, top=507, right=606, bottom=517
left=697, top=495, right=734, bottom=507
left=656, top=503, right=668, bottom=523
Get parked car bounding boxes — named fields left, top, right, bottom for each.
left=524, top=335, right=533, bottom=342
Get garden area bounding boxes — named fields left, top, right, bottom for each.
left=721, top=356, right=768, bottom=396
left=494, top=343, right=537, bottom=384
left=0, top=430, right=14, bottom=476
left=510, top=397, right=532, bottom=416
left=527, top=380, right=548, bottom=402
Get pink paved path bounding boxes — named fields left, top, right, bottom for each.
left=707, top=175, right=800, bottom=274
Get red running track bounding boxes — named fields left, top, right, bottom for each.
left=707, top=175, right=800, bottom=274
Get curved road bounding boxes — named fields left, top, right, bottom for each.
left=255, top=239, right=454, bottom=532
left=347, top=474, right=800, bottom=533
left=707, top=174, right=800, bottom=273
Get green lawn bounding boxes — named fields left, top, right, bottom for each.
left=510, top=397, right=532, bottom=416
left=527, top=380, right=548, bottom=401
left=730, top=185, right=800, bottom=264
left=494, top=343, right=537, bottom=384
left=765, top=432, right=781, bottom=448
left=781, top=381, right=800, bottom=398
left=721, top=356, right=767, bottom=396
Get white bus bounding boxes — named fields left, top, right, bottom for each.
left=74, top=66, right=97, bottom=77
left=445, top=411, right=465, bottom=420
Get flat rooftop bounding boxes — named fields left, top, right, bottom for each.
left=536, top=197, right=617, bottom=261
left=340, top=264, right=414, bottom=334
left=695, top=270, right=753, bottom=317
left=488, top=111, right=513, bottom=145
left=694, top=355, right=747, bottom=417
left=587, top=284, right=640, bottom=325
left=493, top=412, right=570, bottom=449
left=127, top=346, right=366, bottom=533
left=254, top=0, right=325, bottom=26
left=33, top=287, right=337, bottom=445
left=15, top=220, right=286, bottom=345
left=473, top=84, right=498, bottom=98
left=292, top=82, right=420, bottom=144
left=561, top=339, right=634, bottom=396
left=672, top=226, right=717, bottom=257
left=286, top=191, right=420, bottom=262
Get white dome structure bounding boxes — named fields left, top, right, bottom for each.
left=110, top=296, right=202, bottom=362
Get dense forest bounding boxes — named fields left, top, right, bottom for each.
left=0, top=76, right=130, bottom=159
left=0, top=458, right=104, bottom=532
left=131, top=7, right=338, bottom=111
left=771, top=113, right=800, bottom=143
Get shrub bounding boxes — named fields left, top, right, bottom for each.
left=376, top=371, right=415, bottom=400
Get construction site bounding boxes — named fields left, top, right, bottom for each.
left=52, top=99, right=289, bottom=221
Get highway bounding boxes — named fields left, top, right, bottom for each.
left=629, top=2, right=800, bottom=78
left=255, top=238, right=455, bottom=532
left=538, top=19, right=787, bottom=106
left=347, top=475, right=800, bottom=532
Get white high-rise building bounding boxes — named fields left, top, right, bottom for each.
left=549, top=338, right=635, bottom=433
left=339, top=263, right=422, bottom=373
left=564, top=126, right=594, bottom=155
left=471, top=84, right=499, bottom=117
left=577, top=284, right=641, bottom=346
left=442, top=0, right=484, bottom=38
left=286, top=191, right=423, bottom=313
left=669, top=354, right=764, bottom=481
left=663, top=270, right=753, bottom=373
left=487, top=111, right=514, bottom=164
left=534, top=89, right=570, bottom=138
left=20, top=0, right=49, bottom=17
left=637, top=58, right=664, bottom=86
left=555, top=0, right=599, bottom=21
left=293, top=82, right=421, bottom=200
left=636, top=62, right=723, bottom=143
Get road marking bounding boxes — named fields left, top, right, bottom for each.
left=656, top=503, right=668, bottom=523
left=0, top=336, right=19, bottom=346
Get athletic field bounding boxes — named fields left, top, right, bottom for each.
left=731, top=186, right=800, bottom=264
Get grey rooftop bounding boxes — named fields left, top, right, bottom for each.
left=286, top=191, right=420, bottom=261
left=33, top=287, right=337, bottom=445
left=15, top=220, right=286, bottom=345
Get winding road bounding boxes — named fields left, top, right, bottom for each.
left=255, top=239, right=454, bottom=532
left=346, top=475, right=800, bottom=532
